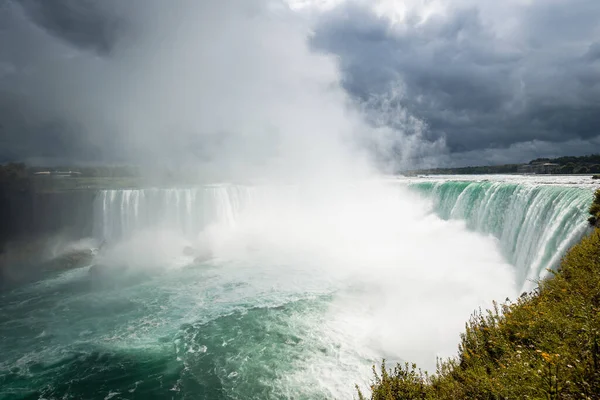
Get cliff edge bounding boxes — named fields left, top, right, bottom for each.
left=360, top=190, right=600, bottom=399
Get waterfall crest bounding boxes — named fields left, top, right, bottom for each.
left=94, top=180, right=594, bottom=292
left=93, top=186, right=256, bottom=241
left=409, top=181, right=593, bottom=291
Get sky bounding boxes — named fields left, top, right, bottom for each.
left=308, top=0, right=600, bottom=166
left=0, top=0, right=598, bottom=169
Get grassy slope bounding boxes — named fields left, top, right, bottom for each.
left=361, top=191, right=600, bottom=400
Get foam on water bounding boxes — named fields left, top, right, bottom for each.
left=0, top=177, right=593, bottom=398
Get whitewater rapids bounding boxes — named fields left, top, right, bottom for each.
left=0, top=177, right=593, bottom=399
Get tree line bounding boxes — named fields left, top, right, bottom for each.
left=406, top=153, right=600, bottom=175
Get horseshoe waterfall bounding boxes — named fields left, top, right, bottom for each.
left=0, top=176, right=595, bottom=399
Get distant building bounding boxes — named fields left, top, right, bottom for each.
left=33, top=171, right=82, bottom=177
left=518, top=162, right=559, bottom=174
left=54, top=171, right=82, bottom=177
left=517, top=164, right=535, bottom=174
left=539, top=163, right=560, bottom=174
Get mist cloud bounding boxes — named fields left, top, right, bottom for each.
left=0, top=0, right=438, bottom=177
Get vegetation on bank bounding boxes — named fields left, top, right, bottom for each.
left=406, top=164, right=521, bottom=175
left=28, top=164, right=140, bottom=178
left=405, top=153, right=600, bottom=175
left=0, top=163, right=212, bottom=191
left=0, top=163, right=143, bottom=192
left=531, top=154, right=600, bottom=168
left=3, top=154, right=600, bottom=185
left=360, top=192, right=600, bottom=399
left=588, top=189, right=600, bottom=227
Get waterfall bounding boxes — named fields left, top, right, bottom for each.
left=409, top=180, right=594, bottom=291
left=93, top=186, right=254, bottom=241
left=93, top=185, right=302, bottom=242
left=94, top=180, right=594, bottom=292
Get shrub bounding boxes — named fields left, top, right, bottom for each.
left=361, top=228, right=600, bottom=399
left=588, top=189, right=600, bottom=226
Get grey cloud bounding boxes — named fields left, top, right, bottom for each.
left=2, top=0, right=599, bottom=170
left=585, top=43, right=600, bottom=62
left=16, top=0, right=123, bottom=54
left=312, top=0, right=600, bottom=165
left=0, top=1, right=126, bottom=163
left=3, top=0, right=418, bottom=180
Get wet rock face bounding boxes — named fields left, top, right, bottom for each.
left=0, top=188, right=98, bottom=289
left=0, top=238, right=97, bottom=289
left=42, top=248, right=96, bottom=273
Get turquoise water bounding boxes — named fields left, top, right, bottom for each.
left=1, top=185, right=379, bottom=399
left=0, top=179, right=593, bottom=399
left=0, top=256, right=349, bottom=399
left=408, top=179, right=594, bottom=291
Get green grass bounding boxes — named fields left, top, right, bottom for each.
left=360, top=191, right=600, bottom=399
left=588, top=189, right=600, bottom=226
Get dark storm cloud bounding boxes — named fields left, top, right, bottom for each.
left=17, top=0, right=122, bottom=55
left=0, top=0, right=250, bottom=167
left=1, top=0, right=599, bottom=168
left=312, top=0, right=600, bottom=165
left=0, top=0, right=126, bottom=164
left=1, top=0, right=401, bottom=181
